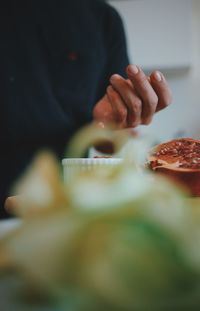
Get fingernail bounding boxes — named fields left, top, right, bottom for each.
left=128, top=64, right=139, bottom=75
left=110, top=74, right=120, bottom=83
left=154, top=71, right=162, bottom=82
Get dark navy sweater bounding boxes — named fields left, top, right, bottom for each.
left=0, top=0, right=129, bottom=217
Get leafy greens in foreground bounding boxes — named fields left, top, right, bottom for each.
left=1, top=124, right=200, bottom=311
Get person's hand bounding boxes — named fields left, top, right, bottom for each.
left=4, top=196, right=20, bottom=213
left=93, top=64, right=172, bottom=128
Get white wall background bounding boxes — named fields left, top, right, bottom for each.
left=108, top=0, right=200, bottom=142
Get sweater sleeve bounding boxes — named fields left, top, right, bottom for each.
left=95, top=1, right=130, bottom=102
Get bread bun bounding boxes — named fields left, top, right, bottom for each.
left=148, top=138, right=200, bottom=196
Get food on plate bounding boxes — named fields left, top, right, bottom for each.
left=148, top=138, right=200, bottom=196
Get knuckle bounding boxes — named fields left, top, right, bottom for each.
left=129, top=97, right=142, bottom=114
left=134, top=73, right=148, bottom=87
left=134, top=97, right=142, bottom=108
left=145, top=95, right=158, bottom=112
left=116, top=107, right=127, bottom=122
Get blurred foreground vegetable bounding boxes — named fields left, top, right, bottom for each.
left=1, top=123, right=200, bottom=311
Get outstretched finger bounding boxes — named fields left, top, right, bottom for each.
left=150, top=71, right=172, bottom=112
left=126, top=65, right=158, bottom=125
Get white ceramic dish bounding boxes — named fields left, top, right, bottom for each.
left=62, top=157, right=122, bottom=184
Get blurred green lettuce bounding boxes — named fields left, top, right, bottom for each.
left=1, top=123, right=200, bottom=311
